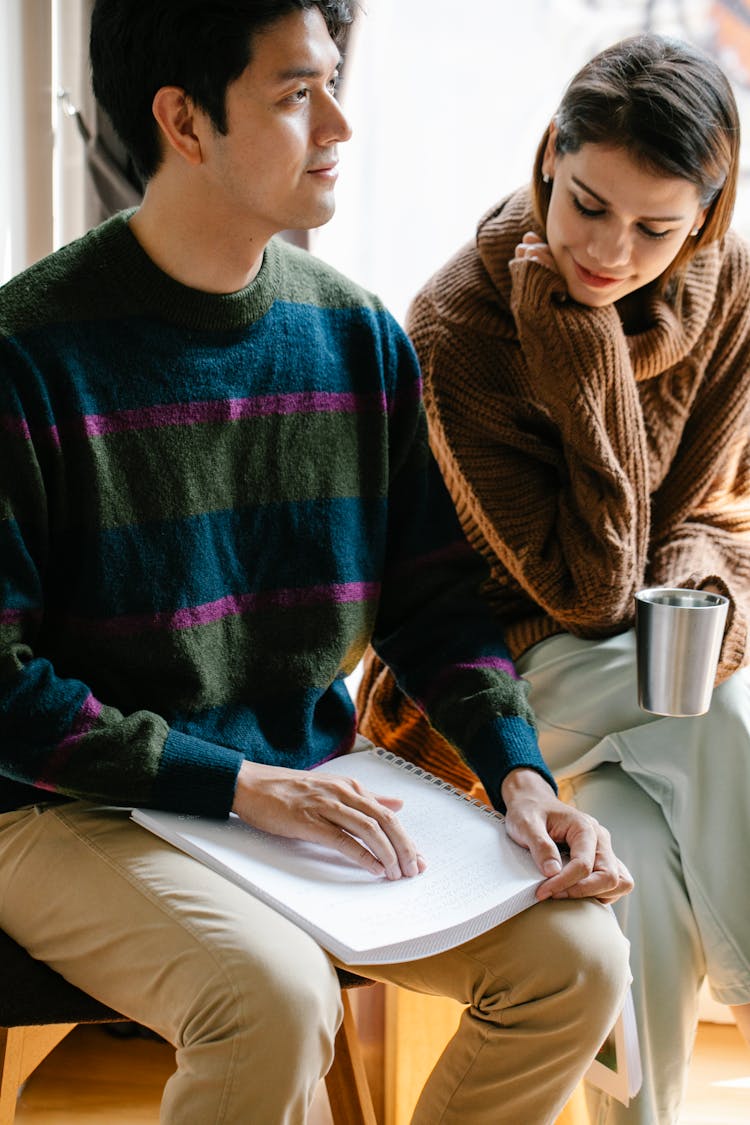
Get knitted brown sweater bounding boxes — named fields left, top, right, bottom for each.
left=358, top=187, right=750, bottom=793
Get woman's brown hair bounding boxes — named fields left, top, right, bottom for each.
left=531, top=34, right=740, bottom=292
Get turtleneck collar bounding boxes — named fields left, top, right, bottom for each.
left=474, top=185, right=723, bottom=382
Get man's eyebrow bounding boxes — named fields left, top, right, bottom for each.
left=571, top=175, right=686, bottom=222
left=275, top=55, right=343, bottom=82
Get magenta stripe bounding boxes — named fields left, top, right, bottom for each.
left=0, top=607, right=41, bottom=627
left=0, top=414, right=61, bottom=448
left=83, top=391, right=387, bottom=437
left=387, top=540, right=473, bottom=581
left=415, top=656, right=520, bottom=711
left=70, top=581, right=381, bottom=638
left=0, top=414, right=32, bottom=440
left=387, top=380, right=421, bottom=415
left=57, top=694, right=103, bottom=748
left=453, top=657, right=520, bottom=680
left=4, top=390, right=391, bottom=444
left=35, top=694, right=103, bottom=790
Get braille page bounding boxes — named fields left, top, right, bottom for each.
left=132, top=748, right=544, bottom=964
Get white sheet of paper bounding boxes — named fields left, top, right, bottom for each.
left=132, top=748, right=544, bottom=963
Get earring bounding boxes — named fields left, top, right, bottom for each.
left=542, top=173, right=551, bottom=184
left=691, top=227, right=700, bottom=236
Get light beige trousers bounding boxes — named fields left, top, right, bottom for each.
left=0, top=798, right=629, bottom=1124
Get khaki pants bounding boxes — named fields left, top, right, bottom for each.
left=517, top=629, right=750, bottom=1125
left=0, top=799, right=628, bottom=1125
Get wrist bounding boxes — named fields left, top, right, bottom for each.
left=501, top=766, right=554, bottom=806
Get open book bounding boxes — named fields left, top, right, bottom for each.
left=132, top=746, right=544, bottom=965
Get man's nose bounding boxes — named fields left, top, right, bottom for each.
left=316, top=93, right=353, bottom=146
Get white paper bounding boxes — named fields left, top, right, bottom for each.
left=132, top=748, right=544, bottom=964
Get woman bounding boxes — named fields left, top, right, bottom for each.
left=358, top=33, right=750, bottom=1125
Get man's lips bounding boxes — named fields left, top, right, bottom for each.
left=307, top=161, right=338, bottom=178
left=573, top=258, right=626, bottom=288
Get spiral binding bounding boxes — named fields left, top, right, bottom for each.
left=373, top=747, right=505, bottom=822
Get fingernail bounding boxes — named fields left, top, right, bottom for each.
left=543, top=859, right=562, bottom=876
left=405, top=860, right=419, bottom=877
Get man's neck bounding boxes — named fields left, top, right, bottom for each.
left=129, top=176, right=268, bottom=295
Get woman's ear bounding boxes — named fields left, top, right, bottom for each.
left=542, top=120, right=559, bottom=181
left=692, top=204, right=709, bottom=237
left=151, top=86, right=204, bottom=166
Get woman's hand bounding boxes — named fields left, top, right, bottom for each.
left=513, top=231, right=559, bottom=274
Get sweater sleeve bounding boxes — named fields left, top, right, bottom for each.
left=0, top=363, right=243, bottom=815
left=411, top=259, right=651, bottom=635
left=646, top=276, right=750, bottom=681
left=369, top=321, right=555, bottom=810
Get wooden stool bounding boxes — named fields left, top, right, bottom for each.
left=0, top=928, right=376, bottom=1125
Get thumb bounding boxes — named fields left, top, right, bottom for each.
left=509, top=818, right=562, bottom=877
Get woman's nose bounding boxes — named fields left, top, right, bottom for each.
left=587, top=224, right=631, bottom=271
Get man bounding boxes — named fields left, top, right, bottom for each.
left=0, top=3, right=632, bottom=1121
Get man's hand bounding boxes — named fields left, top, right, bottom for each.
left=501, top=768, right=633, bottom=904
left=232, top=760, right=426, bottom=881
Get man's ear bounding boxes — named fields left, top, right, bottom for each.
left=542, top=120, right=558, bottom=181
left=151, top=86, right=204, bottom=166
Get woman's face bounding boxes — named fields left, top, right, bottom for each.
left=541, top=129, right=708, bottom=308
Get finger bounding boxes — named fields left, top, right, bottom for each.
left=295, top=775, right=417, bottom=879
left=373, top=794, right=404, bottom=811
left=507, top=817, right=569, bottom=881
left=535, top=827, right=599, bottom=899
left=549, top=850, right=633, bottom=904
left=332, top=794, right=421, bottom=880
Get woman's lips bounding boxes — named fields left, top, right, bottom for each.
left=572, top=258, right=625, bottom=289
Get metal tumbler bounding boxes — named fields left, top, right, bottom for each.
left=635, top=587, right=729, bottom=717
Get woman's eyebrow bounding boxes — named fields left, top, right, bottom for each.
left=571, top=175, right=686, bottom=222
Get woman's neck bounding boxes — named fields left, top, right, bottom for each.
left=615, top=286, right=655, bottom=335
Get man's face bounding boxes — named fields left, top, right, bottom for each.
left=196, top=6, right=352, bottom=243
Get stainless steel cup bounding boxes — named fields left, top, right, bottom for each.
left=635, top=587, right=729, bottom=716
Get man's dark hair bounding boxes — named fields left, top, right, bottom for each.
left=90, top=1, right=354, bottom=183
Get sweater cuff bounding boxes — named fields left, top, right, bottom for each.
left=509, top=257, right=569, bottom=308
left=467, top=714, right=556, bottom=814
left=153, top=729, right=244, bottom=817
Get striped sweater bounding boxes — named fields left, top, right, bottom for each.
left=0, top=213, right=551, bottom=816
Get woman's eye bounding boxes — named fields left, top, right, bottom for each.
left=638, top=224, right=670, bottom=240
left=572, top=195, right=604, bottom=219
